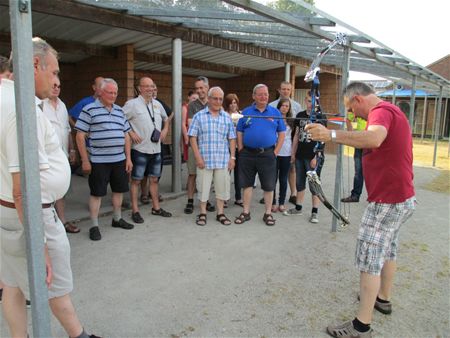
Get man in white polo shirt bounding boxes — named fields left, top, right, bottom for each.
left=0, top=38, right=98, bottom=338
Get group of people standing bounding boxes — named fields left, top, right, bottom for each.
left=182, top=78, right=328, bottom=227
left=1, top=37, right=416, bottom=338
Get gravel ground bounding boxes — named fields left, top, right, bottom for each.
left=1, top=158, right=449, bottom=338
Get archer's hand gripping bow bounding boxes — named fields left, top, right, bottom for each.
left=304, top=33, right=350, bottom=227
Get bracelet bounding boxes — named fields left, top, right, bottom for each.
left=70, top=149, right=76, bottom=153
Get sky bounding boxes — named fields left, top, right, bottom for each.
left=314, top=0, right=448, bottom=67
left=257, top=0, right=449, bottom=80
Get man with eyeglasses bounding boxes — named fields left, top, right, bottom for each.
left=123, top=77, right=172, bottom=224
left=306, top=81, right=415, bottom=338
left=184, top=76, right=215, bottom=215
left=188, top=87, right=236, bottom=226
left=235, top=84, right=286, bottom=226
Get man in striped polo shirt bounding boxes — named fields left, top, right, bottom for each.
left=75, top=78, right=134, bottom=241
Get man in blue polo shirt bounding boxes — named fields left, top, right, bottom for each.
left=235, top=84, right=286, bottom=226
left=75, top=78, right=134, bottom=241
left=68, top=76, right=103, bottom=127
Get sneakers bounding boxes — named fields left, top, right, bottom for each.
left=111, top=218, right=134, bottom=230
left=341, top=195, right=360, bottom=203
left=309, top=212, right=319, bottom=223
left=327, top=320, right=372, bottom=338
left=283, top=207, right=303, bottom=216
left=89, top=226, right=102, bottom=241
left=357, top=293, right=392, bottom=315
left=131, top=212, right=144, bottom=223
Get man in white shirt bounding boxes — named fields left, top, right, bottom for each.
left=269, top=81, right=302, bottom=114
left=0, top=38, right=98, bottom=338
left=42, top=79, right=79, bottom=233
left=123, top=77, right=172, bottom=223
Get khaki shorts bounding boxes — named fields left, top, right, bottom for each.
left=196, top=167, right=231, bottom=202
left=187, top=147, right=197, bottom=175
left=0, top=206, right=73, bottom=299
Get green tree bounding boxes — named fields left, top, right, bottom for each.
left=267, top=0, right=315, bottom=13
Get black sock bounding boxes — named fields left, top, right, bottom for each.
left=352, top=317, right=370, bottom=332
left=377, top=296, right=389, bottom=303
left=188, top=198, right=193, bottom=204
left=312, top=207, right=318, bottom=214
left=295, top=204, right=303, bottom=211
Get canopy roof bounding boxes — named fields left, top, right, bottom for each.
left=0, top=0, right=448, bottom=96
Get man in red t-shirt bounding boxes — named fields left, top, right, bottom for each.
left=306, top=81, right=415, bottom=338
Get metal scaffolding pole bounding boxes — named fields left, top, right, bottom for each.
left=420, top=95, right=427, bottom=141
left=284, top=62, right=291, bottom=82
left=331, top=45, right=350, bottom=232
left=432, top=86, right=444, bottom=167
left=409, top=75, right=416, bottom=131
left=391, top=84, right=396, bottom=104
left=9, top=0, right=52, bottom=336
left=171, top=38, right=182, bottom=193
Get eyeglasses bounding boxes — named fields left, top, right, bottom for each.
left=209, top=96, right=223, bottom=101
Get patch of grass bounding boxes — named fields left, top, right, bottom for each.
left=422, top=169, right=450, bottom=194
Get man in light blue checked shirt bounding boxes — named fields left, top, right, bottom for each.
left=188, top=87, right=236, bottom=226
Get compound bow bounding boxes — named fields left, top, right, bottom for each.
left=304, top=33, right=350, bottom=227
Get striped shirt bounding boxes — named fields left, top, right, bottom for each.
left=188, top=108, right=236, bottom=169
left=75, top=99, right=131, bottom=163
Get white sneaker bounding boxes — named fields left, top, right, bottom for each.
left=309, top=213, right=319, bottom=223
left=283, top=208, right=302, bottom=216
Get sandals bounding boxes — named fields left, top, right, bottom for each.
left=271, top=205, right=278, bottom=213
left=216, top=214, right=231, bottom=226
left=196, top=213, right=207, bottom=226
left=140, top=195, right=150, bottom=205
left=278, top=205, right=286, bottom=212
left=151, top=208, right=172, bottom=217
left=263, top=213, right=276, bottom=226
left=234, top=212, right=251, bottom=224
left=184, top=202, right=194, bottom=214
left=234, top=200, right=244, bottom=207
left=64, top=222, right=80, bottom=233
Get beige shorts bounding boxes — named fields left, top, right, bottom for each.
left=196, top=167, right=231, bottom=202
left=187, top=147, right=197, bottom=175
left=0, top=206, right=73, bottom=299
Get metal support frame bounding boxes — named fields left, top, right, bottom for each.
left=391, top=84, right=396, bottom=104
left=331, top=45, right=350, bottom=232
left=409, top=75, right=416, bottom=130
left=171, top=38, right=182, bottom=193
left=284, top=62, right=290, bottom=82
left=420, top=95, right=427, bottom=141
left=432, top=86, right=444, bottom=167
left=9, top=0, right=52, bottom=336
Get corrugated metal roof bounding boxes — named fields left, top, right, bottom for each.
left=0, top=0, right=448, bottom=96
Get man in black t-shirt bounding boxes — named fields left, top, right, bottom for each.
left=283, top=93, right=326, bottom=224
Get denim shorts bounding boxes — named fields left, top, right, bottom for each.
left=131, top=149, right=162, bottom=180
left=355, top=196, right=415, bottom=275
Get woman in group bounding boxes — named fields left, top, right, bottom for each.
left=272, top=98, right=294, bottom=213
left=224, top=93, right=243, bottom=207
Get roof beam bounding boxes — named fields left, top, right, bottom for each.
left=4, top=0, right=336, bottom=72
left=0, top=32, right=117, bottom=58
left=134, top=51, right=261, bottom=77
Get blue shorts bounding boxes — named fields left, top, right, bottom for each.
left=131, top=149, right=162, bottom=180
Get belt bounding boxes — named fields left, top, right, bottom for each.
left=243, top=146, right=275, bottom=154
left=0, top=199, right=53, bottom=209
